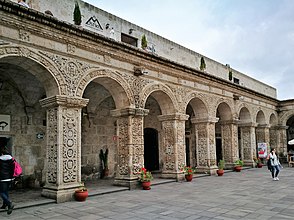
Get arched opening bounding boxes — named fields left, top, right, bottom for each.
left=144, top=128, right=159, bottom=171
left=82, top=77, right=126, bottom=181
left=286, top=115, right=294, bottom=152
left=185, top=97, right=208, bottom=168
left=0, top=56, right=57, bottom=189
left=215, top=102, right=233, bottom=163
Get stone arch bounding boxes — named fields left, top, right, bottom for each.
left=256, top=110, right=266, bottom=125
left=0, top=46, right=61, bottom=96
left=77, top=68, right=134, bottom=109
left=280, top=110, right=294, bottom=126
left=269, top=113, right=278, bottom=126
left=216, top=101, right=233, bottom=121
left=184, top=92, right=209, bottom=118
left=238, top=106, right=252, bottom=123
left=140, top=83, right=177, bottom=114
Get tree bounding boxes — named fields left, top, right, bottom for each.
left=141, top=34, right=147, bottom=49
left=200, top=57, right=206, bottom=71
left=73, top=2, right=82, bottom=25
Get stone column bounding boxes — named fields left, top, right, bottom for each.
left=221, top=120, right=239, bottom=166
left=39, top=95, right=89, bottom=203
left=191, top=117, right=219, bottom=174
left=111, top=107, right=149, bottom=189
left=256, top=124, right=270, bottom=151
left=277, top=125, right=288, bottom=155
left=158, top=113, right=189, bottom=180
left=238, top=123, right=257, bottom=166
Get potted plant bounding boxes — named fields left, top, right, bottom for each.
left=141, top=34, right=147, bottom=50
left=182, top=166, right=195, bottom=182
left=73, top=2, right=82, bottom=25
left=200, top=56, right=206, bottom=71
left=138, top=167, right=153, bottom=190
left=75, top=185, right=88, bottom=202
left=254, top=157, right=263, bottom=168
left=99, top=148, right=109, bottom=178
left=234, top=159, right=244, bottom=172
left=217, top=159, right=225, bottom=176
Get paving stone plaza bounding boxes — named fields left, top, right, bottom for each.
left=1, top=167, right=294, bottom=219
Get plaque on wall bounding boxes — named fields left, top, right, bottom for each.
left=0, top=115, right=10, bottom=132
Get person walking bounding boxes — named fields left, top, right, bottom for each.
left=0, top=147, right=14, bottom=215
left=269, top=148, right=282, bottom=181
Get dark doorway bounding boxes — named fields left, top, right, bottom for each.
left=144, top=128, right=159, bottom=171
left=216, top=137, right=222, bottom=164
left=185, top=137, right=190, bottom=166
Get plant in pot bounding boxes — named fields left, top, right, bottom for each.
left=138, top=167, right=153, bottom=190
left=99, top=148, right=109, bottom=178
left=182, top=166, right=195, bottom=182
left=217, top=159, right=225, bottom=176
left=75, top=184, right=88, bottom=202
left=141, top=34, right=148, bottom=50
left=254, top=157, right=263, bottom=168
left=234, top=159, right=244, bottom=172
left=73, top=2, right=82, bottom=25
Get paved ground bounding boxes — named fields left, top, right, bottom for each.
left=1, top=166, right=294, bottom=219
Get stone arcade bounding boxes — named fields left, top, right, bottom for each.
left=1, top=0, right=294, bottom=202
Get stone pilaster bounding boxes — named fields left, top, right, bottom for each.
left=238, top=123, right=257, bottom=166
left=158, top=113, right=189, bottom=180
left=221, top=120, right=239, bottom=166
left=110, top=107, right=149, bottom=189
left=39, top=95, right=89, bottom=203
left=191, top=117, right=218, bottom=174
left=277, top=125, right=288, bottom=155
left=256, top=124, right=270, bottom=152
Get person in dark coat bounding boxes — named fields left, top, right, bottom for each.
left=0, top=147, right=14, bottom=215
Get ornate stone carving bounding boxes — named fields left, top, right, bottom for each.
left=62, top=108, right=79, bottom=183
left=67, top=44, right=76, bottom=54
left=19, top=29, right=30, bottom=42
left=47, top=107, right=58, bottom=183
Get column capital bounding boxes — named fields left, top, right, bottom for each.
left=219, top=119, right=239, bottom=125
left=276, top=125, right=289, bottom=130
left=191, top=117, right=219, bottom=124
left=257, top=124, right=270, bottom=129
left=157, top=113, right=189, bottom=122
left=238, top=122, right=257, bottom=127
left=40, top=95, right=89, bottom=108
left=110, top=107, right=149, bottom=117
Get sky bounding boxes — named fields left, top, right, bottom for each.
left=86, top=0, right=294, bottom=100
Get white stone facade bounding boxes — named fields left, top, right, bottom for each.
left=0, top=0, right=292, bottom=203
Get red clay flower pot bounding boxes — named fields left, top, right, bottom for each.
left=217, top=169, right=224, bottom=176
left=185, top=174, right=193, bottom=182
left=142, top=181, right=151, bottom=190
left=75, top=189, right=89, bottom=202
left=234, top=166, right=242, bottom=172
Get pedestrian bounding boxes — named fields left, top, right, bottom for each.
left=268, top=148, right=282, bottom=181
left=17, top=0, right=30, bottom=8
left=0, top=147, right=14, bottom=215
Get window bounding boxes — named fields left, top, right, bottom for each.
left=233, top=77, right=240, bottom=84
left=121, top=33, right=138, bottom=47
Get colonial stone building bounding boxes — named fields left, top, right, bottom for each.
left=1, top=0, right=294, bottom=202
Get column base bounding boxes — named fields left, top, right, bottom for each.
left=41, top=183, right=80, bottom=203
left=197, top=166, right=218, bottom=175
left=161, top=171, right=184, bottom=181
left=114, top=177, right=139, bottom=189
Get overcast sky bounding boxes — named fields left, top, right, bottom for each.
left=86, top=0, right=294, bottom=100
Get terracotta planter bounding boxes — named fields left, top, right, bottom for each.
left=142, top=181, right=151, bottom=190
left=234, top=166, right=242, bottom=172
left=185, top=174, right=193, bottom=182
left=75, top=190, right=89, bottom=202
left=217, top=169, right=224, bottom=176
left=257, top=163, right=263, bottom=168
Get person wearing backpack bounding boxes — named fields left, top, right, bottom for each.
left=269, top=148, right=282, bottom=181
left=0, top=147, right=14, bottom=215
